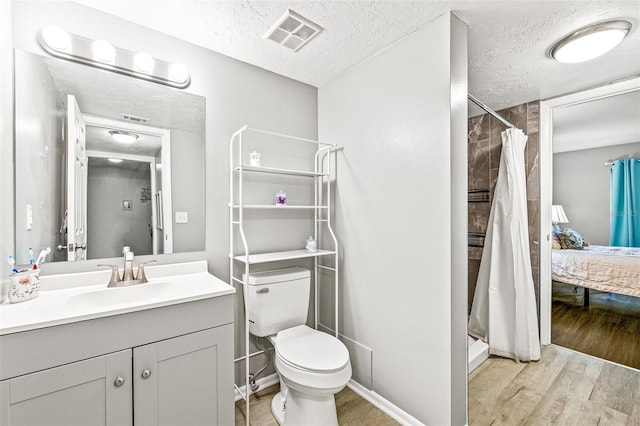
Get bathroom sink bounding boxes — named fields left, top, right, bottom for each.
left=68, top=281, right=181, bottom=309
left=1, top=261, right=236, bottom=336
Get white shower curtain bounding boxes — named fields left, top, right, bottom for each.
left=468, top=127, right=540, bottom=362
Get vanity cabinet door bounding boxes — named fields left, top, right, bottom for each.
left=0, top=350, right=132, bottom=426
left=133, top=325, right=234, bottom=426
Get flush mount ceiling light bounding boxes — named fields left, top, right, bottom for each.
left=109, top=130, right=138, bottom=144
left=264, top=9, right=323, bottom=52
left=38, top=26, right=191, bottom=88
left=108, top=158, right=123, bottom=163
left=550, top=20, right=632, bottom=63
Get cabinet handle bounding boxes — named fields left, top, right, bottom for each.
left=114, top=376, right=125, bottom=387
left=141, top=369, right=151, bottom=379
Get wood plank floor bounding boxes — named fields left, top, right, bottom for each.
left=552, top=282, right=640, bottom=370
left=469, top=344, right=640, bottom=425
left=235, top=383, right=399, bottom=425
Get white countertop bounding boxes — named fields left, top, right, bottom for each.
left=0, top=261, right=235, bottom=335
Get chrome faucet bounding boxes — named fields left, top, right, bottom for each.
left=98, top=248, right=156, bottom=287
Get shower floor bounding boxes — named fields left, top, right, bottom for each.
left=468, top=335, right=489, bottom=373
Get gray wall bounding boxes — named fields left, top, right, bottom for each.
left=87, top=164, right=153, bottom=259
left=553, top=142, right=640, bottom=245
left=10, top=1, right=318, bottom=388
left=318, top=13, right=468, bottom=425
left=13, top=49, right=65, bottom=265
left=170, top=128, right=205, bottom=253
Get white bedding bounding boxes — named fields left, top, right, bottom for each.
left=552, top=245, right=640, bottom=297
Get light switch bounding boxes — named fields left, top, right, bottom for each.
left=175, top=211, right=188, bottom=224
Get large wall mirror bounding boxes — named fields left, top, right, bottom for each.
left=14, top=49, right=205, bottom=264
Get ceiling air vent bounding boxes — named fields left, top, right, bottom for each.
left=120, top=113, right=149, bottom=124
left=264, top=9, right=323, bottom=52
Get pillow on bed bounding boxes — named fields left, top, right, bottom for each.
left=557, top=228, right=584, bottom=250
left=551, top=224, right=562, bottom=249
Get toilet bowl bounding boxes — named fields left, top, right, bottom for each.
left=269, top=325, right=351, bottom=426
left=245, top=267, right=351, bottom=424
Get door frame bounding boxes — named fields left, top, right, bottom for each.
left=83, top=115, right=174, bottom=254
left=538, top=76, right=640, bottom=345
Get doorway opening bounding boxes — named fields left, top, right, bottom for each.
left=539, top=77, right=640, bottom=369
left=81, top=114, right=173, bottom=259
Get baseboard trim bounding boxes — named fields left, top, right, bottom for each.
left=347, top=379, right=424, bottom=426
left=234, top=373, right=279, bottom=402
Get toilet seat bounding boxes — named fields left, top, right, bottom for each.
left=275, top=325, right=349, bottom=374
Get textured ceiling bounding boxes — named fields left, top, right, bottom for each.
left=75, top=0, right=640, bottom=112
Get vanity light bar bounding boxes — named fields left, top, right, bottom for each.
left=38, top=25, right=191, bottom=89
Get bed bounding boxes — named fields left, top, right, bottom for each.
left=552, top=245, right=640, bottom=307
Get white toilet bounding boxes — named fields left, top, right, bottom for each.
left=246, top=267, right=352, bottom=426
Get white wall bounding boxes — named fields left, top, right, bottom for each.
left=10, top=1, right=318, bottom=383
left=553, top=142, right=640, bottom=245
left=318, top=12, right=467, bottom=425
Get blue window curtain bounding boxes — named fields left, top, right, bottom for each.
left=610, top=158, right=640, bottom=247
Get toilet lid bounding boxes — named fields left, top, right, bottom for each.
left=276, top=325, right=349, bottom=373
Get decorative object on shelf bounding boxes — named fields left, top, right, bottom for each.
left=276, top=189, right=287, bottom=206
left=305, top=236, right=317, bottom=253
left=249, top=151, right=261, bottom=166
left=140, top=186, right=151, bottom=203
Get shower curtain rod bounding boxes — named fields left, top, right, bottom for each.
left=468, top=94, right=515, bottom=129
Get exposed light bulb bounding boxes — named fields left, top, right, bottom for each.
left=134, top=52, right=155, bottom=73
left=169, top=63, right=189, bottom=83
left=42, top=25, right=71, bottom=52
left=92, top=40, right=116, bottom=63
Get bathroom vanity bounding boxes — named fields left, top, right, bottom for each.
left=0, top=261, right=235, bottom=425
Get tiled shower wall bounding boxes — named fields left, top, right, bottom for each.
left=467, top=101, right=540, bottom=313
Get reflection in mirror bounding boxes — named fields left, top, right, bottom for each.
left=14, top=49, right=205, bottom=264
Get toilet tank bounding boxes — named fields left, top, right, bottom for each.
left=244, top=267, right=310, bottom=337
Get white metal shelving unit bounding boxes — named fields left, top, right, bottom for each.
left=229, top=126, right=341, bottom=426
